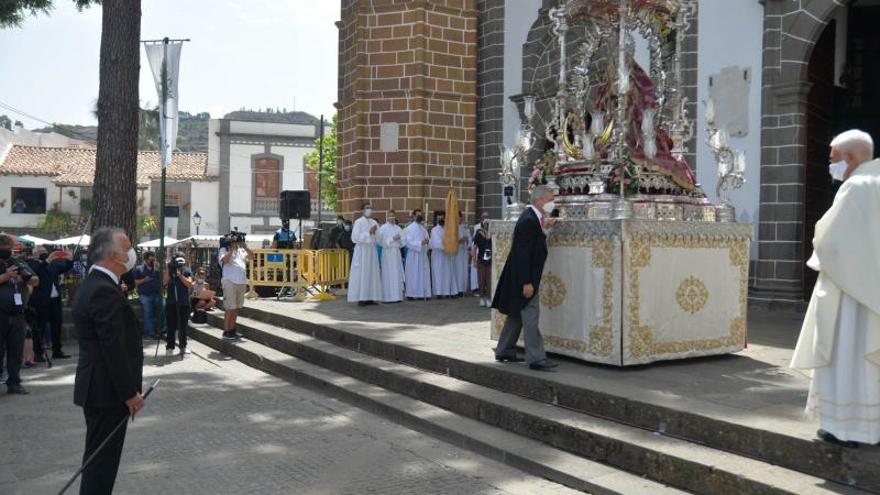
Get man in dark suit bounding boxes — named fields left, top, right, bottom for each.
left=28, top=246, right=74, bottom=360
left=491, top=185, right=559, bottom=371
left=73, top=227, right=144, bottom=494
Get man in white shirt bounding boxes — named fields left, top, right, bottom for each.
left=219, top=233, right=252, bottom=340
left=378, top=210, right=405, bottom=303
left=348, top=202, right=383, bottom=306
left=404, top=209, right=431, bottom=300
left=455, top=212, right=471, bottom=296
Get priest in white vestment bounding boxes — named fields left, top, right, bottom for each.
left=378, top=211, right=405, bottom=303
left=792, top=130, right=880, bottom=447
left=404, top=209, right=431, bottom=299
left=347, top=203, right=383, bottom=306
left=429, top=217, right=458, bottom=297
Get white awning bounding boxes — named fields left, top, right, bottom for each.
left=137, top=236, right=181, bottom=248
left=20, top=235, right=53, bottom=245
left=51, top=234, right=90, bottom=246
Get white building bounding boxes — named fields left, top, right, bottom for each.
left=209, top=110, right=329, bottom=235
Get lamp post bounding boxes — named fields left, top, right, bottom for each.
left=192, top=211, right=201, bottom=235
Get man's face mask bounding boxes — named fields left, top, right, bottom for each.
left=387, top=216, right=396, bottom=224
left=0, top=249, right=11, bottom=260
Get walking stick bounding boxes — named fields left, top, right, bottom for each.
left=57, top=379, right=161, bottom=495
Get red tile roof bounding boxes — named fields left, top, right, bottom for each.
left=0, top=145, right=214, bottom=188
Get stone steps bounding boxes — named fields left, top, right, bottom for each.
left=187, top=321, right=686, bottom=495
left=190, top=313, right=869, bottom=495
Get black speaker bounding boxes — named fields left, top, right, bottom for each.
left=280, top=190, right=310, bottom=220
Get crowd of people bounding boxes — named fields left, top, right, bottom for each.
left=345, top=203, right=494, bottom=307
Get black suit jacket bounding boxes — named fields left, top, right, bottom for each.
left=73, top=269, right=143, bottom=409
left=491, top=207, right=548, bottom=316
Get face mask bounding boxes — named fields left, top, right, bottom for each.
left=38, top=253, right=49, bottom=261
left=122, top=248, right=137, bottom=272
left=416, top=215, right=424, bottom=223
left=0, top=249, right=10, bottom=260
left=542, top=200, right=556, bottom=214
left=481, top=221, right=489, bottom=229
left=829, top=160, right=847, bottom=181
left=337, top=220, right=344, bottom=226
left=344, top=225, right=351, bottom=232
left=438, top=219, right=445, bottom=226
left=363, top=208, right=373, bottom=218
left=387, top=217, right=395, bottom=224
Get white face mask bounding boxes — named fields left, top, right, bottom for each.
left=542, top=200, right=556, bottom=214
left=122, top=247, right=137, bottom=272
left=363, top=208, right=373, bottom=218
left=829, top=160, right=848, bottom=181
left=387, top=217, right=395, bottom=224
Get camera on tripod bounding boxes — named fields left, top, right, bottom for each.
left=219, top=228, right=246, bottom=250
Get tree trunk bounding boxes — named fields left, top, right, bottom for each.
left=91, top=0, right=141, bottom=242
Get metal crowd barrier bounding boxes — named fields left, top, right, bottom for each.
left=247, top=248, right=349, bottom=301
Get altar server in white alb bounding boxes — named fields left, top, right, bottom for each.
left=404, top=208, right=431, bottom=300
left=792, top=129, right=880, bottom=447
left=347, top=202, right=383, bottom=306
left=378, top=210, right=405, bottom=303
left=429, top=215, right=458, bottom=297
left=455, top=211, right=471, bottom=295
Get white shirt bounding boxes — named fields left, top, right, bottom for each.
left=90, top=265, right=119, bottom=285
left=220, top=247, right=249, bottom=285
left=529, top=205, right=544, bottom=223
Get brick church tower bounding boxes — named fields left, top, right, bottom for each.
left=335, top=0, right=478, bottom=222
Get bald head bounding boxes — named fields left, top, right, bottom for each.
left=831, top=130, right=874, bottom=179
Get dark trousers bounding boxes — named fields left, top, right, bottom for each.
left=165, top=304, right=190, bottom=349
left=495, top=296, right=547, bottom=365
left=476, top=262, right=491, bottom=298
left=80, top=405, right=129, bottom=495
left=0, top=314, right=25, bottom=386
left=32, top=298, right=63, bottom=356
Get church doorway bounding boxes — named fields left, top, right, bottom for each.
left=803, top=4, right=880, bottom=298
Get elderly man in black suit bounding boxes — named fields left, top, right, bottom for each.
left=73, top=227, right=144, bottom=494
left=491, top=185, right=559, bottom=371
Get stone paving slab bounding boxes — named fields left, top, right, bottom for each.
left=0, top=339, right=580, bottom=495
left=243, top=297, right=823, bottom=442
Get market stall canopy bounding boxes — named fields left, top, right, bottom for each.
left=20, top=235, right=52, bottom=246
left=138, top=237, right=181, bottom=248
left=52, top=234, right=90, bottom=246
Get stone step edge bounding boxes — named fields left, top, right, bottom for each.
left=187, top=323, right=688, bottom=495
left=233, top=305, right=857, bottom=489
left=204, top=315, right=865, bottom=495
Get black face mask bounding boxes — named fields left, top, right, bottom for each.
left=415, top=215, right=424, bottom=223
left=38, top=253, right=49, bottom=261
left=0, top=249, right=10, bottom=260
left=438, top=219, right=445, bottom=226
left=481, top=222, right=489, bottom=229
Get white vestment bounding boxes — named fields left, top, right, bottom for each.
left=792, top=159, right=880, bottom=443
left=378, top=222, right=405, bottom=302
left=429, top=225, right=458, bottom=296
left=347, top=216, right=383, bottom=303
left=404, top=222, right=431, bottom=298
left=455, top=224, right=470, bottom=292
left=470, top=222, right=480, bottom=290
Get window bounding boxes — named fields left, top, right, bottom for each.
left=254, top=156, right=281, bottom=199
left=164, top=192, right=180, bottom=218
left=10, top=187, right=46, bottom=214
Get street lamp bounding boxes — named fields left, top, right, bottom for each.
left=192, top=211, right=201, bottom=235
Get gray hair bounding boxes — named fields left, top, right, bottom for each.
left=530, top=185, right=553, bottom=204
left=89, top=227, right=126, bottom=265
left=831, top=129, right=874, bottom=160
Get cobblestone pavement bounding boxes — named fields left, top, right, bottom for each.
left=0, top=340, right=579, bottom=495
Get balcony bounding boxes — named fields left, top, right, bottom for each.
left=254, top=197, right=280, bottom=216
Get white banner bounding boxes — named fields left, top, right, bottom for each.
left=144, top=41, right=183, bottom=169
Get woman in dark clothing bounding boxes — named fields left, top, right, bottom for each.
left=471, top=220, right=492, bottom=307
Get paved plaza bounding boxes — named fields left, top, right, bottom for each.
left=0, top=339, right=578, bottom=495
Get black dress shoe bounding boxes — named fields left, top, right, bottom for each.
left=495, top=356, right=525, bottom=363
left=7, top=385, right=29, bottom=395
left=52, top=351, right=71, bottom=359
left=528, top=359, right=559, bottom=371
left=817, top=429, right=859, bottom=448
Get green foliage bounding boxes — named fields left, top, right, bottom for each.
left=37, top=209, right=74, bottom=237
left=137, top=214, right=159, bottom=239
left=306, top=114, right=338, bottom=210
left=0, top=0, right=96, bottom=28
left=0, top=114, right=11, bottom=130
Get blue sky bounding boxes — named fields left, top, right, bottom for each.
left=0, top=0, right=340, bottom=129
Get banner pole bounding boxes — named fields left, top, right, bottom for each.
left=155, top=37, right=169, bottom=356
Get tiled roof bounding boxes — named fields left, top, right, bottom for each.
left=0, top=145, right=213, bottom=188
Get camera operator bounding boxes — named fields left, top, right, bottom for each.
left=163, top=254, right=194, bottom=355
left=219, top=232, right=252, bottom=340
left=0, top=234, right=40, bottom=395
left=28, top=246, right=74, bottom=361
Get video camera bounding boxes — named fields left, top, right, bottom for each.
left=168, top=256, right=186, bottom=274
left=2, top=257, right=37, bottom=282
left=219, top=229, right=246, bottom=250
